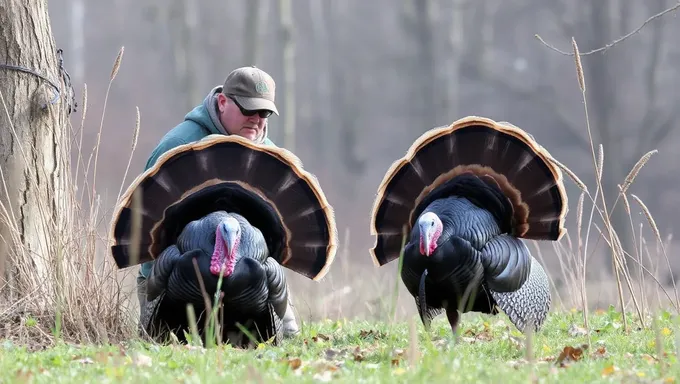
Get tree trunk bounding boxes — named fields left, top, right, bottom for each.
left=279, top=0, right=295, bottom=151
left=243, top=0, right=262, bottom=66
left=0, top=0, right=70, bottom=303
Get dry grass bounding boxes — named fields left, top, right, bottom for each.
left=0, top=47, right=138, bottom=349
left=0, top=32, right=678, bottom=354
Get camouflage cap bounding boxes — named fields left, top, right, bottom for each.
left=222, top=66, right=279, bottom=115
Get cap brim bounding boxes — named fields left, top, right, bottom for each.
left=233, top=96, right=279, bottom=116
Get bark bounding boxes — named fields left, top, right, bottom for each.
left=0, top=0, right=70, bottom=302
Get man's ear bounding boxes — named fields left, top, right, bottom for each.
left=216, top=93, right=228, bottom=111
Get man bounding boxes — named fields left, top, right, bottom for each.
left=136, top=65, right=300, bottom=338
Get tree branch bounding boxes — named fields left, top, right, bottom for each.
left=534, top=1, right=680, bottom=56
left=471, top=63, right=591, bottom=151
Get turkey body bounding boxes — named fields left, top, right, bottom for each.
left=402, top=197, right=501, bottom=326
left=109, top=135, right=338, bottom=348
left=401, top=184, right=544, bottom=333
left=369, top=117, right=567, bottom=336
left=144, top=211, right=289, bottom=346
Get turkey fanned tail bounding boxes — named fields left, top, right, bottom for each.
left=110, top=135, right=339, bottom=347
left=370, top=116, right=568, bottom=335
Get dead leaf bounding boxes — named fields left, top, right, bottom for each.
left=392, top=349, right=405, bottom=366
left=641, top=354, right=657, bottom=365
left=568, top=324, right=588, bottom=337
left=352, top=346, right=364, bottom=362
left=310, top=360, right=339, bottom=373
left=312, top=333, right=331, bottom=342
left=14, top=369, right=33, bottom=384
left=463, top=326, right=493, bottom=342
left=555, top=344, right=588, bottom=367
left=601, top=364, right=618, bottom=377
left=591, top=346, right=608, bottom=359
left=359, top=329, right=386, bottom=340
left=324, top=348, right=341, bottom=360
left=287, top=358, right=302, bottom=370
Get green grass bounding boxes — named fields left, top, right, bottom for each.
left=1, top=309, right=679, bottom=383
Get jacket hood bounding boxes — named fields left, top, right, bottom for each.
left=185, top=86, right=271, bottom=144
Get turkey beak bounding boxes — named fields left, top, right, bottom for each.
left=222, top=217, right=241, bottom=259
left=224, top=228, right=238, bottom=258
left=422, top=235, right=431, bottom=256
left=419, top=221, right=432, bottom=256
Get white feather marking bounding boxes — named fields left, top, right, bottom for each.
left=244, top=149, right=256, bottom=174
left=153, top=171, right=176, bottom=194
left=197, top=151, right=211, bottom=173
left=275, top=172, right=297, bottom=195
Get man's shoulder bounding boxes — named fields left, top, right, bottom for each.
left=145, top=121, right=210, bottom=170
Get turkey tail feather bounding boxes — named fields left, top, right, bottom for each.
left=370, top=116, right=568, bottom=266
left=110, top=134, right=338, bottom=281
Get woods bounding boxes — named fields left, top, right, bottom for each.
left=0, top=0, right=72, bottom=301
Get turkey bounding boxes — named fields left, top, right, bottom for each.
left=109, top=134, right=338, bottom=347
left=369, top=116, right=568, bottom=335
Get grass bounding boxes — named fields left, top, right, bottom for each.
left=1, top=11, right=680, bottom=384
left=2, top=310, right=679, bottom=383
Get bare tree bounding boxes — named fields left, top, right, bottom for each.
left=543, top=0, right=679, bottom=274
left=279, top=0, right=296, bottom=151
left=0, top=0, right=73, bottom=300
left=326, top=0, right=365, bottom=177
left=243, top=0, right=263, bottom=65
left=168, top=0, right=199, bottom=111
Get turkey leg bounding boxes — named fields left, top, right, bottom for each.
left=445, top=308, right=460, bottom=334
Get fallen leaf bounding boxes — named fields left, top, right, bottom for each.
left=391, top=349, right=405, bottom=366
left=352, top=346, right=364, bottom=362
left=310, top=360, right=339, bottom=373
left=601, top=364, right=618, bottom=377
left=359, top=329, right=387, bottom=340
left=591, top=346, right=608, bottom=359
left=568, top=324, right=588, bottom=337
left=324, top=348, right=341, bottom=360
left=641, top=354, right=657, bottom=365
left=463, top=326, right=493, bottom=341
left=555, top=344, right=588, bottom=367
left=312, top=333, right=331, bottom=342
left=287, top=358, right=302, bottom=370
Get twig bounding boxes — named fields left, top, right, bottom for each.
left=535, top=2, right=680, bottom=56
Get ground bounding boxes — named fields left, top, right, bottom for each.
left=1, top=308, right=678, bottom=383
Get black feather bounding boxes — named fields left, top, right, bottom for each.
left=370, top=116, right=568, bottom=335
left=111, top=135, right=338, bottom=346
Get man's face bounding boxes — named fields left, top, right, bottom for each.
left=217, top=93, right=269, bottom=141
